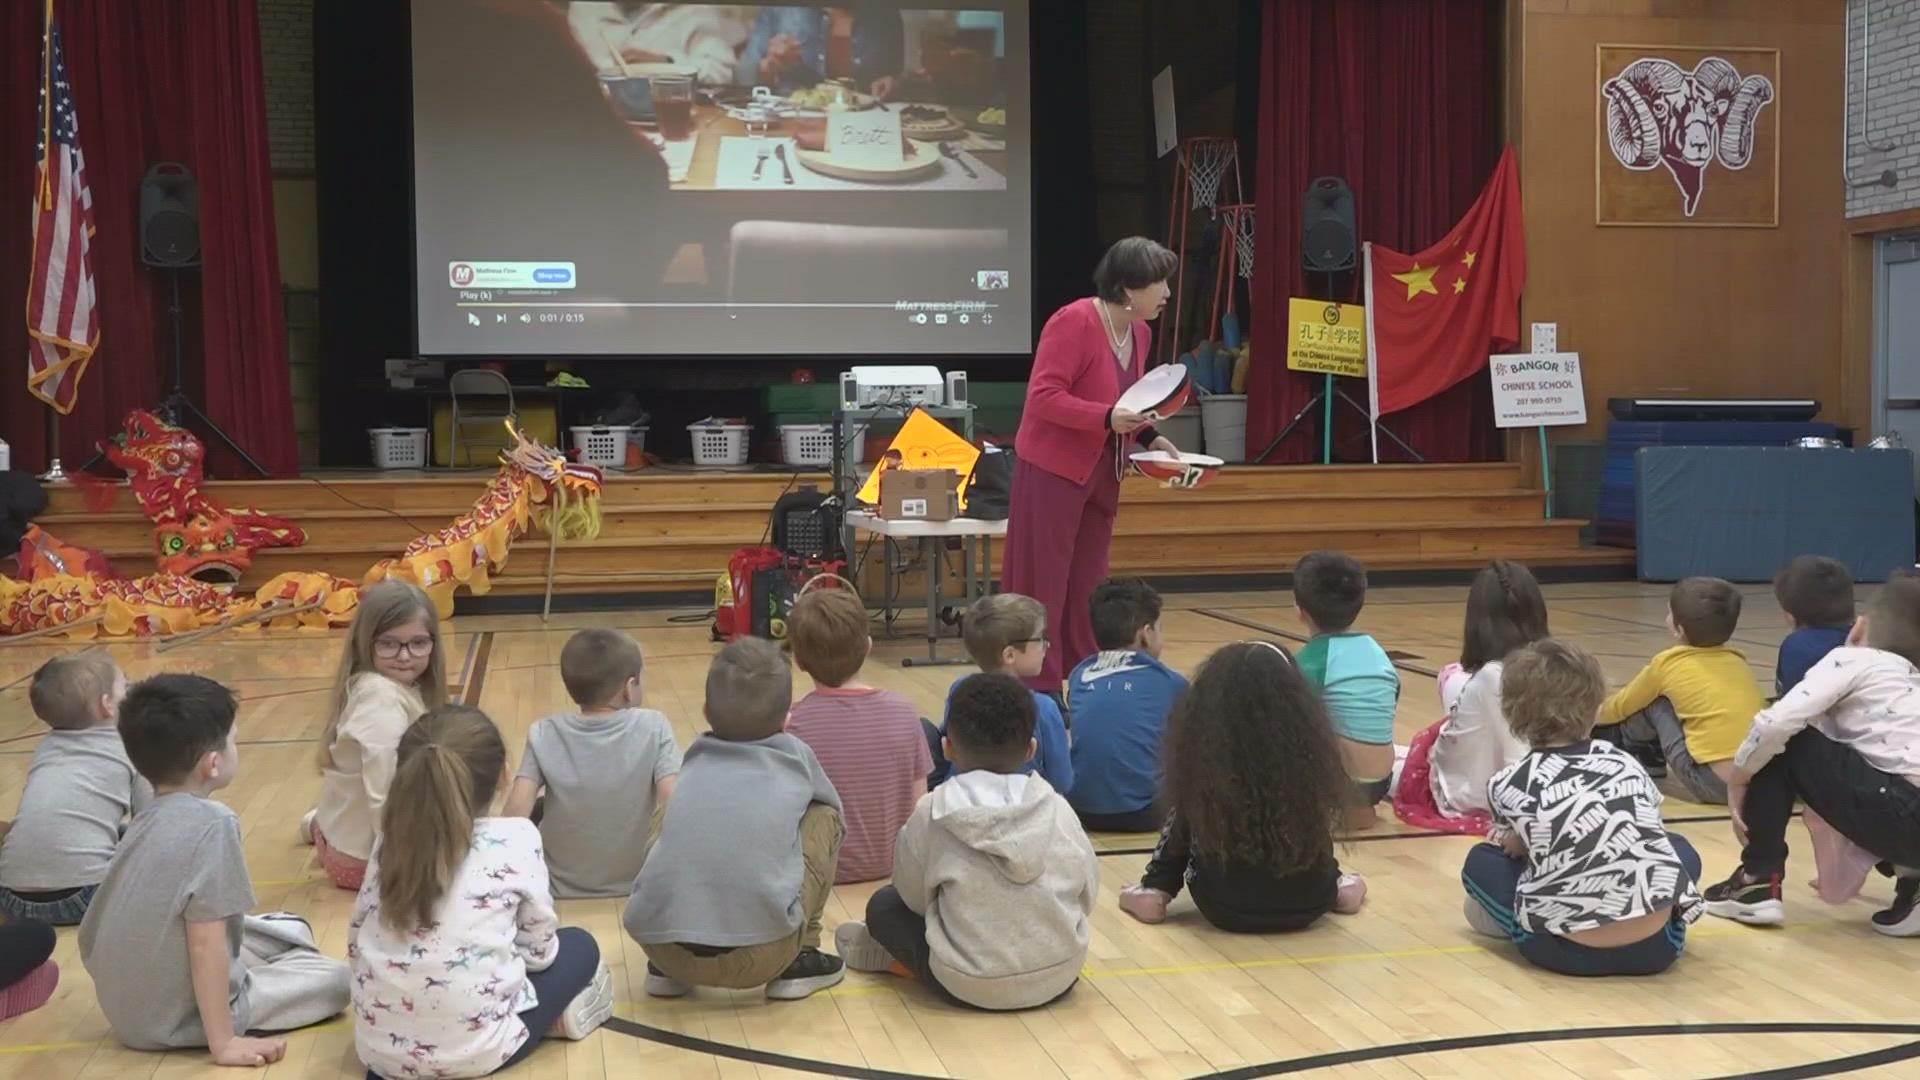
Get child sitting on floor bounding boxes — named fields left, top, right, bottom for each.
left=785, top=587, right=932, bottom=884
left=625, top=638, right=847, bottom=1001
left=307, top=580, right=446, bottom=890
left=352, top=704, right=612, bottom=1078
left=0, top=652, right=147, bottom=925
left=80, top=674, right=350, bottom=1066
left=1292, top=551, right=1401, bottom=827
left=1066, top=578, right=1187, bottom=832
left=1426, top=561, right=1547, bottom=819
left=1593, top=576, right=1763, bottom=805
left=1118, top=641, right=1367, bottom=932
left=1704, top=576, right=1920, bottom=934
left=931, top=593, right=1073, bottom=793
left=0, top=919, right=58, bottom=1022
left=836, top=673, right=1097, bottom=1010
left=1463, top=639, right=1703, bottom=977
left=1772, top=555, right=1855, bottom=697
left=502, top=627, right=681, bottom=898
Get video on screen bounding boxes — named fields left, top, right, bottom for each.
left=411, top=1, right=1032, bottom=356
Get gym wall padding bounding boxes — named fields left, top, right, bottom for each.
left=1634, top=446, right=1915, bottom=583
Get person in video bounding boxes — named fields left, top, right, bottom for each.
left=739, top=6, right=906, bottom=101
left=567, top=2, right=750, bottom=87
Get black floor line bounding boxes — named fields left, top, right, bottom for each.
left=603, top=1017, right=943, bottom=1079
left=1196, top=1022, right=1920, bottom=1079
left=1192, top=609, right=1449, bottom=679
left=1088, top=811, right=1751, bottom=858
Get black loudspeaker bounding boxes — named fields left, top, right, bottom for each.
left=140, top=162, right=200, bottom=268
left=1301, top=176, right=1356, bottom=272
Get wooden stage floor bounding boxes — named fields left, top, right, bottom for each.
left=3, top=580, right=1914, bottom=1079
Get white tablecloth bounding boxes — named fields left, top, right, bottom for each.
left=710, top=136, right=1005, bottom=192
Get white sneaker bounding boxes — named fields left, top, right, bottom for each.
left=555, top=961, right=613, bottom=1039
left=643, top=962, right=691, bottom=998
left=298, top=808, right=317, bottom=846
left=833, top=921, right=894, bottom=973
left=1463, top=897, right=1509, bottom=939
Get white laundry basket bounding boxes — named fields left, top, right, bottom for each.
left=571, top=426, right=629, bottom=469
left=688, top=421, right=751, bottom=466
left=368, top=427, right=429, bottom=469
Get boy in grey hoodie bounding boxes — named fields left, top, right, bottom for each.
left=835, top=673, right=1097, bottom=1010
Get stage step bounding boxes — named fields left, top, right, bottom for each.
left=33, top=462, right=1611, bottom=600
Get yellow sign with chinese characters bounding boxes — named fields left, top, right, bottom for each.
left=1285, top=299, right=1368, bottom=378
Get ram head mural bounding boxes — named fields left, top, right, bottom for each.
left=1602, top=56, right=1775, bottom=217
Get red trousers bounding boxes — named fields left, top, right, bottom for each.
left=1001, top=444, right=1121, bottom=691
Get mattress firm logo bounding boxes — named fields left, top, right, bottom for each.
left=447, top=262, right=577, bottom=289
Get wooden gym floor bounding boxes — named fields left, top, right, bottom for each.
left=4, top=580, right=1919, bottom=1079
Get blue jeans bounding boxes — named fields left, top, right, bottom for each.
left=1462, top=836, right=1702, bottom=977
left=0, top=885, right=96, bottom=926
left=363, top=927, right=598, bottom=1079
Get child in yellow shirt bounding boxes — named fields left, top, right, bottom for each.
left=1593, top=577, right=1764, bottom=805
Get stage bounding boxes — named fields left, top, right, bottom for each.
left=38, top=462, right=1625, bottom=608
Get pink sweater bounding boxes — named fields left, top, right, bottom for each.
left=1016, top=299, right=1154, bottom=486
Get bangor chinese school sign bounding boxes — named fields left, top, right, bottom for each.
left=1286, top=299, right=1367, bottom=379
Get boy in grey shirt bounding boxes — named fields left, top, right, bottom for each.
left=79, top=674, right=349, bottom=1067
left=0, top=653, right=147, bottom=924
left=503, top=628, right=682, bottom=897
left=625, top=638, right=846, bottom=1001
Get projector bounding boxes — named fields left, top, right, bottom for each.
left=841, top=366, right=947, bottom=410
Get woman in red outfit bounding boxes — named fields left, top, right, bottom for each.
left=1003, top=237, right=1182, bottom=692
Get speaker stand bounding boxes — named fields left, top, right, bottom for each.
left=1252, top=269, right=1423, bottom=465
left=81, top=267, right=271, bottom=478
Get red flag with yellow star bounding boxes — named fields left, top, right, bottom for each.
left=1364, top=145, right=1525, bottom=417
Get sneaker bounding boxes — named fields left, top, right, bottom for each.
left=1872, top=875, right=1920, bottom=937
left=1333, top=872, right=1368, bottom=915
left=643, top=962, right=690, bottom=998
left=0, top=960, right=57, bottom=1021
left=297, top=808, right=316, bottom=846
left=1118, top=884, right=1171, bottom=924
left=833, top=921, right=895, bottom=974
left=1463, top=897, right=1509, bottom=939
left=553, top=960, right=613, bottom=1039
left=1703, top=868, right=1785, bottom=926
left=764, top=947, right=845, bottom=1001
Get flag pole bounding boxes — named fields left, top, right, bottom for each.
left=35, top=0, right=68, bottom=483
left=1538, top=425, right=1553, bottom=518
left=40, top=414, right=67, bottom=484
left=1361, top=242, right=1381, bottom=465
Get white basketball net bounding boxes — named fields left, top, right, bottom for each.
left=1184, top=140, right=1235, bottom=211
left=1225, top=207, right=1256, bottom=279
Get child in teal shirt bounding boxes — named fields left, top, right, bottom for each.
left=1293, top=552, right=1400, bottom=828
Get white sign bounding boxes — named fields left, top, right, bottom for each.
left=1531, top=321, right=1558, bottom=354
left=1152, top=66, right=1177, bottom=157
left=1491, top=352, right=1587, bottom=429
left=827, top=107, right=905, bottom=167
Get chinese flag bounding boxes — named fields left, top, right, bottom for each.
left=1367, top=145, right=1525, bottom=416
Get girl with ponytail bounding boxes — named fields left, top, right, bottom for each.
left=349, top=706, right=612, bottom=1078
left=1393, top=561, right=1550, bottom=832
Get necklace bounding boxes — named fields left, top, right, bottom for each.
left=1095, top=298, right=1131, bottom=355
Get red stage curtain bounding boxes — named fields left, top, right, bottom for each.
left=1248, top=0, right=1503, bottom=463
left=0, top=0, right=297, bottom=478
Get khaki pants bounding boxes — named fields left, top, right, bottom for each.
left=641, top=803, right=843, bottom=989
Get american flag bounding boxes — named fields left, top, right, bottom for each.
left=27, top=11, right=97, bottom=415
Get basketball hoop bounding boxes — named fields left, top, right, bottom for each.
left=1182, top=139, right=1237, bottom=212
left=1161, top=137, right=1246, bottom=365
left=1221, top=204, right=1257, bottom=279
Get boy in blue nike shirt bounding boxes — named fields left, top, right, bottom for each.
left=1066, top=579, right=1187, bottom=832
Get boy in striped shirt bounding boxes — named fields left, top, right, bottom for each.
left=786, top=588, right=933, bottom=884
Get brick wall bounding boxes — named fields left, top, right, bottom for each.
left=259, top=0, right=314, bottom=174
left=1847, top=0, right=1920, bottom=217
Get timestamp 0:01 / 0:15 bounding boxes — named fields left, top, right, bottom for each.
left=537, top=312, right=586, bottom=324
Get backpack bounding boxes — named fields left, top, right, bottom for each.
left=966, top=444, right=1016, bottom=520
left=771, top=484, right=844, bottom=561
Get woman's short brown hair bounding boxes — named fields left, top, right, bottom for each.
left=1092, top=236, right=1178, bottom=302
left=1500, top=638, right=1607, bottom=747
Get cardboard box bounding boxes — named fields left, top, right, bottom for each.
left=880, top=467, right=960, bottom=521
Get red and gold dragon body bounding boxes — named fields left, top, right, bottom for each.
left=1, top=416, right=601, bottom=637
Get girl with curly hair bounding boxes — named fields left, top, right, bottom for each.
left=1117, top=641, right=1367, bottom=931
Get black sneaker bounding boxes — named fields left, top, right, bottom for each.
left=1872, top=875, right=1920, bottom=937
left=1703, top=867, right=1785, bottom=926
left=765, top=947, right=846, bottom=1000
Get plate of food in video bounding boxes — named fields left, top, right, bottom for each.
left=968, top=105, right=1008, bottom=136
left=785, top=81, right=878, bottom=113
left=794, top=137, right=943, bottom=183
left=898, top=104, right=969, bottom=140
